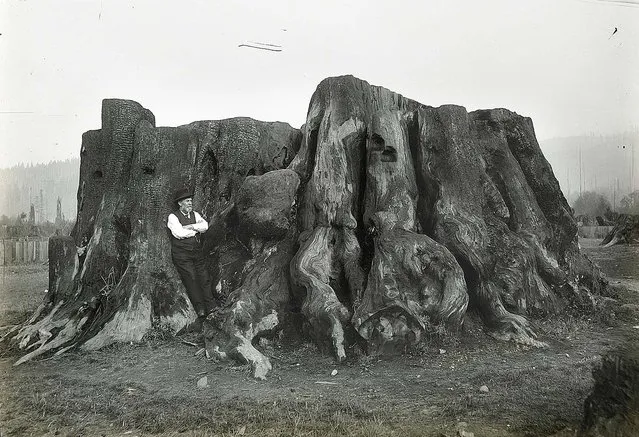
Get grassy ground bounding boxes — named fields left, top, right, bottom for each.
left=1, top=240, right=638, bottom=437
left=0, top=264, right=48, bottom=325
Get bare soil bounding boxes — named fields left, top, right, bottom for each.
left=1, top=239, right=638, bottom=437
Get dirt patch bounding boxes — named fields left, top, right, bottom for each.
left=1, top=240, right=638, bottom=436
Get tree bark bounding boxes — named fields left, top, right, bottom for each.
left=5, top=100, right=301, bottom=371
left=5, top=76, right=610, bottom=379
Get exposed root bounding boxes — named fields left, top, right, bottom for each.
left=203, top=317, right=274, bottom=380
left=227, top=334, right=273, bottom=380
left=0, top=325, right=18, bottom=335
left=327, top=309, right=349, bottom=362
left=488, top=311, right=548, bottom=348
left=0, top=301, right=49, bottom=343
left=291, top=226, right=352, bottom=361
left=10, top=300, right=65, bottom=350
left=205, top=305, right=281, bottom=379
left=54, top=343, right=76, bottom=357
left=228, top=310, right=278, bottom=378
left=603, top=237, right=619, bottom=248
left=22, top=301, right=50, bottom=325
left=14, top=313, right=90, bottom=366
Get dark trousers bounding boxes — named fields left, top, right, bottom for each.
left=172, top=250, right=215, bottom=317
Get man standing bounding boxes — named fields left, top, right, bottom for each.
left=167, top=188, right=215, bottom=320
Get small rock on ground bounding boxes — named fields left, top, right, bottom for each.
left=197, top=376, right=208, bottom=388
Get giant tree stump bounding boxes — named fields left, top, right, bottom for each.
left=5, top=76, right=609, bottom=379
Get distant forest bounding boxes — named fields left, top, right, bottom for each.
left=539, top=130, right=638, bottom=209
left=0, top=159, right=79, bottom=222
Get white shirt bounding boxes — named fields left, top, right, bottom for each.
left=167, top=211, right=209, bottom=239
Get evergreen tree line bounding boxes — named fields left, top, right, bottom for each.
left=0, top=159, right=79, bottom=223
left=571, top=190, right=639, bottom=222
left=540, top=131, right=639, bottom=206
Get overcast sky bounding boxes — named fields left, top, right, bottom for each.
left=0, top=0, right=637, bottom=166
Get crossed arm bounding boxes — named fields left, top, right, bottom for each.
left=167, top=212, right=209, bottom=239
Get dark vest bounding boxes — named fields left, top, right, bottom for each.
left=169, top=210, right=201, bottom=254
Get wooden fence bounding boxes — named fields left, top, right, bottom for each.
left=0, top=238, right=49, bottom=265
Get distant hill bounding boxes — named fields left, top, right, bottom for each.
left=539, top=131, right=638, bottom=207
left=0, top=159, right=79, bottom=222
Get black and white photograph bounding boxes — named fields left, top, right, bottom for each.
left=1, top=1, right=637, bottom=436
